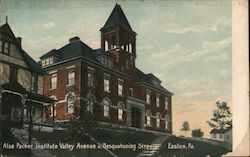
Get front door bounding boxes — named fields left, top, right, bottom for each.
left=131, top=107, right=141, bottom=128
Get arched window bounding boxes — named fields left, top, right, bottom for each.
left=102, top=98, right=111, bottom=117
left=146, top=110, right=152, bottom=126
left=165, top=115, right=169, bottom=130
left=156, top=112, right=161, bottom=128
left=50, top=96, right=57, bottom=117
left=117, top=102, right=124, bottom=120
left=67, top=93, right=75, bottom=114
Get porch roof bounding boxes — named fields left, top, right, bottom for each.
left=1, top=81, right=54, bottom=103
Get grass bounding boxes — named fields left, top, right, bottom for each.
left=158, top=136, right=232, bottom=157
left=3, top=125, right=232, bottom=157
left=33, top=127, right=157, bottom=157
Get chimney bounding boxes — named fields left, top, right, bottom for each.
left=16, top=37, right=22, bottom=46
left=69, top=36, right=80, bottom=43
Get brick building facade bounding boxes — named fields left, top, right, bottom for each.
left=40, top=4, right=173, bottom=133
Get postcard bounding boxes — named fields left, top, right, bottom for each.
left=0, top=0, right=249, bottom=157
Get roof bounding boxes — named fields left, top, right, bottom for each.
left=135, top=68, right=173, bottom=95
left=102, top=4, right=133, bottom=31
left=1, top=81, right=54, bottom=103
left=210, top=126, right=232, bottom=134
left=40, top=38, right=97, bottom=62
left=0, top=23, right=47, bottom=75
left=0, top=23, right=16, bottom=39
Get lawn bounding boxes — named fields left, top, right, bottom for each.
left=33, top=127, right=157, bottom=157
left=158, top=136, right=232, bottom=157
left=3, top=126, right=232, bottom=157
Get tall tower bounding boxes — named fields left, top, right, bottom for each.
left=100, top=4, right=136, bottom=78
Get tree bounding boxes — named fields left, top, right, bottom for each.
left=66, top=91, right=97, bottom=143
left=192, top=128, right=204, bottom=138
left=180, top=121, right=190, bottom=137
left=207, top=101, right=232, bottom=129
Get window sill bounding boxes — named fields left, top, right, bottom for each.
left=49, top=88, right=57, bottom=91
left=104, top=90, right=111, bottom=93
left=66, top=84, right=75, bottom=87
left=104, top=115, right=110, bottom=118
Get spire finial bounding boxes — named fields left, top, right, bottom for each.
left=5, top=16, right=8, bottom=24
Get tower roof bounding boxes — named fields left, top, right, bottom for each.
left=102, top=4, right=133, bottom=31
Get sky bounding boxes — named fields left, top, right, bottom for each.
left=0, top=0, right=232, bottom=138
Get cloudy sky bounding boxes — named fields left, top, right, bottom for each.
left=0, top=0, right=232, bottom=137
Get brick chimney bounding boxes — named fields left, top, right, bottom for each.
left=69, top=36, right=80, bottom=43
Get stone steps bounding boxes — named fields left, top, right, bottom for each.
left=137, top=135, right=169, bottom=157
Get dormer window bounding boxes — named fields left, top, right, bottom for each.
left=42, top=57, right=54, bottom=66
left=97, top=55, right=113, bottom=68
left=0, top=40, right=10, bottom=54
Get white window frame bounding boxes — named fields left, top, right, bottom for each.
left=67, top=93, right=75, bottom=114
left=118, top=79, right=124, bottom=96
left=3, top=42, right=9, bottom=54
left=50, top=72, right=57, bottom=90
left=67, top=68, right=75, bottom=86
left=146, top=90, right=151, bottom=104
left=102, top=98, right=111, bottom=117
left=117, top=102, right=124, bottom=120
left=156, top=94, right=160, bottom=107
left=118, top=108, right=123, bottom=120
left=104, top=73, right=111, bottom=92
left=156, top=113, right=161, bottom=128
left=165, top=115, right=169, bottom=130
left=165, top=97, right=169, bottom=110
left=104, top=104, right=110, bottom=117
left=146, top=110, right=152, bottom=126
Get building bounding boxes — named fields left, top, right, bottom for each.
left=0, top=21, right=54, bottom=130
left=210, top=126, right=232, bottom=144
left=40, top=4, right=173, bottom=133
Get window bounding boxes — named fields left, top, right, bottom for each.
left=118, top=109, right=123, bottom=120
left=31, top=74, right=38, bottom=92
left=50, top=104, right=57, bottom=117
left=50, top=96, right=57, bottom=117
left=219, top=134, right=223, bottom=139
left=129, top=43, right=132, bottom=53
left=67, top=93, right=75, bottom=114
left=146, top=110, right=152, bottom=126
left=67, top=68, right=75, bottom=86
left=156, top=113, right=161, bottom=128
left=129, top=88, right=133, bottom=97
left=117, top=102, right=124, bottom=120
left=118, top=79, right=124, bottom=95
left=146, top=90, right=151, bottom=104
left=213, top=134, right=216, bottom=138
left=165, top=97, right=169, bottom=110
left=102, top=98, right=111, bottom=117
left=42, top=57, right=54, bottom=66
left=156, top=94, right=160, bottom=107
left=88, top=67, right=95, bottom=87
left=50, top=72, right=57, bottom=89
left=165, top=115, right=169, bottom=130
left=3, top=42, right=10, bottom=54
left=104, top=73, right=111, bottom=92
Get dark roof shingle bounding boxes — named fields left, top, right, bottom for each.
left=135, top=68, right=173, bottom=95
left=102, top=4, right=133, bottom=31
